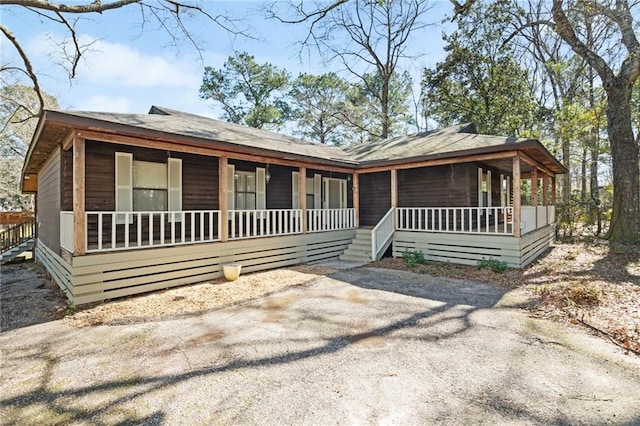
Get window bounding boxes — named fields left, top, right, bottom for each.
left=133, top=161, right=167, bottom=211
left=115, top=152, right=181, bottom=223
left=235, top=171, right=256, bottom=210
left=323, top=177, right=347, bottom=209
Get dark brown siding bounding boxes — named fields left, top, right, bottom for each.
left=359, top=171, right=391, bottom=226
left=177, top=152, right=218, bottom=210
left=61, top=149, right=73, bottom=211
left=398, top=164, right=472, bottom=208
left=266, top=164, right=296, bottom=209
left=37, top=147, right=61, bottom=254
left=85, top=140, right=219, bottom=211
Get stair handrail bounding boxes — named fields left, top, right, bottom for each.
left=371, top=207, right=395, bottom=261
left=0, top=218, right=36, bottom=253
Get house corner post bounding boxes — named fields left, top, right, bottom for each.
left=73, top=134, right=86, bottom=255
left=512, top=156, right=521, bottom=238
left=299, top=166, right=307, bottom=233
left=352, top=173, right=359, bottom=228
left=390, top=169, right=397, bottom=208
left=531, top=167, right=538, bottom=229
left=219, top=156, right=228, bottom=242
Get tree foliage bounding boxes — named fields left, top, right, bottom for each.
left=200, top=52, right=291, bottom=130
left=421, top=2, right=538, bottom=136
left=0, top=84, right=58, bottom=210
left=290, top=72, right=348, bottom=144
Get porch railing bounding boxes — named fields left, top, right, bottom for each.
left=1, top=217, right=36, bottom=253
left=371, top=208, right=395, bottom=261
left=307, top=208, right=355, bottom=233
left=396, top=207, right=514, bottom=235
left=228, top=209, right=302, bottom=239
left=82, top=210, right=221, bottom=252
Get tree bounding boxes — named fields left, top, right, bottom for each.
left=549, top=0, right=640, bottom=243
left=1, top=0, right=242, bottom=116
left=421, top=2, right=539, bottom=137
left=200, top=52, right=291, bottom=130
left=274, top=0, right=431, bottom=139
left=290, top=72, right=348, bottom=145
left=0, top=84, right=58, bottom=210
left=343, top=70, right=413, bottom=143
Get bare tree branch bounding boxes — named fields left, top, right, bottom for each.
left=0, top=24, right=44, bottom=117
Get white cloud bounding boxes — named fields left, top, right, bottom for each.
left=28, top=33, right=201, bottom=89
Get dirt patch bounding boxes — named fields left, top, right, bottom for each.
left=64, top=265, right=336, bottom=328
left=346, top=289, right=368, bottom=304
left=0, top=261, right=67, bottom=331
left=372, top=241, right=640, bottom=355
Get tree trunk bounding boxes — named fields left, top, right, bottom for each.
left=606, top=78, right=640, bottom=243
left=581, top=146, right=587, bottom=203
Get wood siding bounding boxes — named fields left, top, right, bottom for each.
left=57, top=230, right=354, bottom=305
left=359, top=171, right=391, bottom=226
left=267, top=164, right=296, bottom=209
left=397, top=164, right=472, bottom=208
left=37, top=147, right=61, bottom=254
left=393, top=224, right=554, bottom=268
left=84, top=140, right=219, bottom=211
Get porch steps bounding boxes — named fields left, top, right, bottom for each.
left=339, top=228, right=373, bottom=262
left=1, top=238, right=35, bottom=265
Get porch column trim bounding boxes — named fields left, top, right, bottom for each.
left=73, top=134, right=86, bottom=255
left=299, top=166, right=307, bottom=233
left=219, top=156, right=228, bottom=242
left=390, top=169, right=397, bottom=208
left=512, top=155, right=521, bottom=238
left=353, top=173, right=359, bottom=228
left=531, top=167, right=538, bottom=229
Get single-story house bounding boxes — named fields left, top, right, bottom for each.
left=22, top=106, right=567, bottom=305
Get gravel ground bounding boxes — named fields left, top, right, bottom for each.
left=2, top=264, right=640, bottom=424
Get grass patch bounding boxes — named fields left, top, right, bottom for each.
left=476, top=258, right=508, bottom=273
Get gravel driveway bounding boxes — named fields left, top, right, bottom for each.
left=1, top=266, right=640, bottom=424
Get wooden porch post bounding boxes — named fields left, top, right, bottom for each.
left=551, top=175, right=557, bottom=205
left=531, top=167, right=538, bottom=228
left=390, top=169, right=397, bottom=208
left=73, top=134, right=86, bottom=255
left=219, top=156, right=228, bottom=242
left=353, top=173, right=359, bottom=228
left=512, top=156, right=521, bottom=237
left=299, top=166, right=307, bottom=233
left=543, top=174, right=549, bottom=225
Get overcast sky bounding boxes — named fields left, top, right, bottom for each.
left=2, top=1, right=454, bottom=118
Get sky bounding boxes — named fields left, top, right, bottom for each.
left=1, top=1, right=455, bottom=119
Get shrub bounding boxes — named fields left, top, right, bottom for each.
left=402, top=249, right=427, bottom=268
left=476, top=258, right=508, bottom=273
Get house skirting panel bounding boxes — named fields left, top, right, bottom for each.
left=46, top=230, right=355, bottom=305
left=35, top=239, right=73, bottom=296
left=392, top=225, right=555, bottom=268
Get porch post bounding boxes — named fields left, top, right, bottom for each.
left=543, top=174, right=549, bottom=226
left=353, top=173, right=359, bottom=228
left=299, top=166, right=307, bottom=233
left=390, top=169, right=397, bottom=208
left=531, top=167, right=538, bottom=229
left=73, top=134, right=86, bottom=255
left=512, top=156, right=521, bottom=237
left=219, top=156, right=228, bottom=242
left=551, top=175, right=557, bottom=205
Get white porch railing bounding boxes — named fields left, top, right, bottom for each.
left=84, top=210, right=221, bottom=252
left=396, top=207, right=514, bottom=235
left=307, top=208, right=355, bottom=233
left=228, top=209, right=302, bottom=239
left=371, top=208, right=395, bottom=261
left=60, top=211, right=74, bottom=251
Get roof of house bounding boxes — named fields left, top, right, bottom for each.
left=22, top=105, right=567, bottom=191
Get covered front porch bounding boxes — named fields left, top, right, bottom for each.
left=343, top=151, right=560, bottom=266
